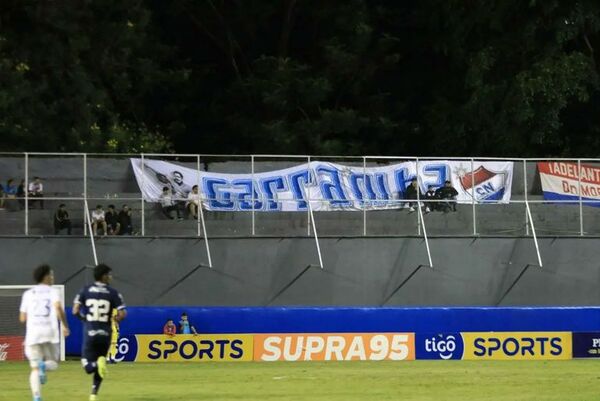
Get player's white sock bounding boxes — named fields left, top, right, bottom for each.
left=30, top=369, right=41, bottom=398
left=45, top=360, right=58, bottom=371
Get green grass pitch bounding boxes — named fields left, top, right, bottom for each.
left=1, top=360, right=599, bottom=401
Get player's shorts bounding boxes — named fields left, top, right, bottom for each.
left=81, top=335, right=111, bottom=366
left=25, top=343, right=59, bottom=368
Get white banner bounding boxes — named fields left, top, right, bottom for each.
left=131, top=159, right=513, bottom=211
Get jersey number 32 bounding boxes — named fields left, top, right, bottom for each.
left=85, top=299, right=111, bottom=322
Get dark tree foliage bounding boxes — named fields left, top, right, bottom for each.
left=0, top=1, right=598, bottom=156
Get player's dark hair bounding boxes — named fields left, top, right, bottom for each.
left=33, top=264, right=52, bottom=284
left=96, top=204, right=102, bottom=209
left=108, top=204, right=115, bottom=209
left=94, top=263, right=112, bottom=281
left=59, top=203, right=66, bottom=208
left=163, top=186, right=169, bottom=191
left=192, top=185, right=198, bottom=190
left=181, top=312, right=187, bottom=317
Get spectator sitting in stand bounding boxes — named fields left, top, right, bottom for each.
left=435, top=180, right=459, bottom=213
left=163, top=319, right=177, bottom=337
left=17, top=179, right=25, bottom=210
left=118, top=204, right=133, bottom=235
left=105, top=204, right=120, bottom=235
left=424, top=185, right=437, bottom=213
left=404, top=178, right=424, bottom=213
left=91, top=204, right=108, bottom=236
left=160, top=186, right=183, bottom=220
left=186, top=185, right=201, bottom=219
left=53, top=203, right=72, bottom=235
left=4, top=179, right=17, bottom=205
left=28, top=176, right=44, bottom=209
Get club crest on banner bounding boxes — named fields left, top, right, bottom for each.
left=456, top=165, right=509, bottom=202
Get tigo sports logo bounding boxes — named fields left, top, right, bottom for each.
left=416, top=333, right=463, bottom=360
left=139, top=335, right=253, bottom=362
left=254, top=333, right=415, bottom=362
left=462, top=332, right=571, bottom=360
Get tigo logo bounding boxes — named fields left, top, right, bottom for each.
left=416, top=333, right=463, bottom=360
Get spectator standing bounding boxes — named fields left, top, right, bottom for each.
left=91, top=205, right=108, bottom=236
left=105, top=205, right=120, bottom=235
left=186, top=185, right=201, bottom=219
left=28, top=177, right=44, bottom=209
left=160, top=187, right=183, bottom=220
left=435, top=180, right=459, bottom=213
left=163, top=319, right=177, bottom=337
left=53, top=204, right=72, bottom=235
left=5, top=179, right=17, bottom=200
left=118, top=205, right=133, bottom=235
left=424, top=185, right=438, bottom=213
left=179, top=312, right=198, bottom=335
left=17, top=179, right=26, bottom=210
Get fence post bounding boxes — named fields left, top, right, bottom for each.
left=24, top=152, right=28, bottom=236
left=523, top=159, right=530, bottom=236
left=140, top=153, right=145, bottom=236
left=363, top=156, right=367, bottom=236
left=578, top=159, right=584, bottom=236
left=83, top=154, right=87, bottom=236
left=471, top=158, right=477, bottom=236
left=251, top=155, right=255, bottom=236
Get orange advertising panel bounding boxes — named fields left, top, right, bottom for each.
left=254, top=333, right=415, bottom=362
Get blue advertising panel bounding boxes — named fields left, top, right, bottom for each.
left=416, top=333, right=464, bottom=360
left=572, top=332, right=600, bottom=358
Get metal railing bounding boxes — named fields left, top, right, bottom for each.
left=0, top=153, right=598, bottom=240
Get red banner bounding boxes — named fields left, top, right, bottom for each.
left=0, top=336, right=25, bottom=361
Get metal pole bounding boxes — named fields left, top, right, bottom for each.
left=140, top=153, right=145, bottom=236
left=578, top=159, right=584, bottom=236
left=415, top=158, right=421, bottom=236
left=83, top=154, right=87, bottom=236
left=308, top=195, right=324, bottom=269
left=83, top=199, right=99, bottom=266
left=525, top=200, right=543, bottom=267
left=197, top=155, right=213, bottom=268
left=523, top=160, right=530, bottom=236
left=24, top=153, right=29, bottom=235
left=307, top=156, right=311, bottom=237
left=251, top=155, right=255, bottom=236
left=417, top=199, right=434, bottom=268
left=471, top=158, right=477, bottom=235
left=363, top=156, right=367, bottom=236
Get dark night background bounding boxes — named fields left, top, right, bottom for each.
left=1, top=0, right=599, bottom=156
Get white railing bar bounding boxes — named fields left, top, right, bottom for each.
left=24, top=153, right=29, bottom=236
left=197, top=155, right=212, bottom=268
left=417, top=200, right=434, bottom=268
left=307, top=197, right=324, bottom=269
left=83, top=199, right=99, bottom=266
left=251, top=155, right=255, bottom=236
left=578, top=159, right=584, bottom=236
left=525, top=200, right=543, bottom=267
left=471, top=158, right=477, bottom=236
left=523, top=159, right=530, bottom=236
left=140, top=154, right=145, bottom=236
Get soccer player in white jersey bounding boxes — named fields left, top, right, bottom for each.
left=19, top=264, right=70, bottom=401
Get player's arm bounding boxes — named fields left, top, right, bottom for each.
left=113, top=291, right=127, bottom=322
left=55, top=302, right=71, bottom=337
left=19, top=291, right=29, bottom=323
left=72, top=291, right=86, bottom=321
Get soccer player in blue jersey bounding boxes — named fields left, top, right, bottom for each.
left=73, top=264, right=126, bottom=401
